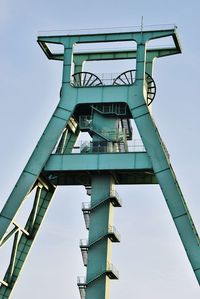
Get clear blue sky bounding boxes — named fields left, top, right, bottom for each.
left=0, top=0, right=200, bottom=298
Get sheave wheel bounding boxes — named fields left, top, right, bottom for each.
left=113, top=70, right=156, bottom=105
left=71, top=72, right=103, bottom=87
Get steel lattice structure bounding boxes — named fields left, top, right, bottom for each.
left=0, top=26, right=200, bottom=299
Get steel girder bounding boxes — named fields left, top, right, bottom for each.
left=0, top=26, right=199, bottom=299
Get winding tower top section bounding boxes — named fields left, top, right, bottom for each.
left=37, top=25, right=181, bottom=113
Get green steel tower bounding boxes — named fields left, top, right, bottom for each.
left=0, top=25, right=200, bottom=299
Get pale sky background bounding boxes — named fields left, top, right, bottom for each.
left=0, top=0, right=200, bottom=298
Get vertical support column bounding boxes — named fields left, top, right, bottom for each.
left=86, top=174, right=114, bottom=299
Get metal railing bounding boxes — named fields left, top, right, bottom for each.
left=80, top=239, right=88, bottom=247
left=106, top=262, right=119, bottom=278
left=91, top=103, right=127, bottom=115
left=77, top=276, right=86, bottom=285
left=91, top=190, right=122, bottom=209
left=82, top=190, right=122, bottom=211
left=54, top=139, right=146, bottom=154
left=79, top=116, right=127, bottom=140
left=96, top=72, right=132, bottom=86
left=82, top=202, right=91, bottom=210
left=77, top=261, right=119, bottom=285
left=38, top=24, right=176, bottom=37
left=80, top=225, right=120, bottom=248
left=89, top=225, right=121, bottom=246
left=71, top=72, right=135, bottom=86
left=79, top=140, right=145, bottom=153
left=110, top=190, right=122, bottom=203
left=108, top=225, right=121, bottom=241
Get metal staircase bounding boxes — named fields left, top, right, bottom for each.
left=79, top=115, right=126, bottom=142
left=77, top=263, right=119, bottom=299
left=82, top=191, right=122, bottom=230
left=91, top=103, right=127, bottom=116
left=80, top=225, right=120, bottom=264
left=79, top=184, right=121, bottom=298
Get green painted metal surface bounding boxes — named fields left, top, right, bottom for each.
left=0, top=183, right=56, bottom=298
left=44, top=152, right=153, bottom=171
left=0, top=25, right=199, bottom=299
left=85, top=175, right=117, bottom=299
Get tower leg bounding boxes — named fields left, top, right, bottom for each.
left=0, top=105, right=72, bottom=242
left=0, top=183, right=56, bottom=298
left=130, top=103, right=200, bottom=283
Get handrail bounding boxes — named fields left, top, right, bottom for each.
left=82, top=190, right=122, bottom=211
left=77, top=261, right=119, bottom=287
left=80, top=239, right=88, bottom=247
left=77, top=276, right=86, bottom=285
left=54, top=139, right=146, bottom=154
left=38, top=24, right=176, bottom=37
left=88, top=225, right=121, bottom=246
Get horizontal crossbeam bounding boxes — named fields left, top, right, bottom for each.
left=44, top=152, right=153, bottom=171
